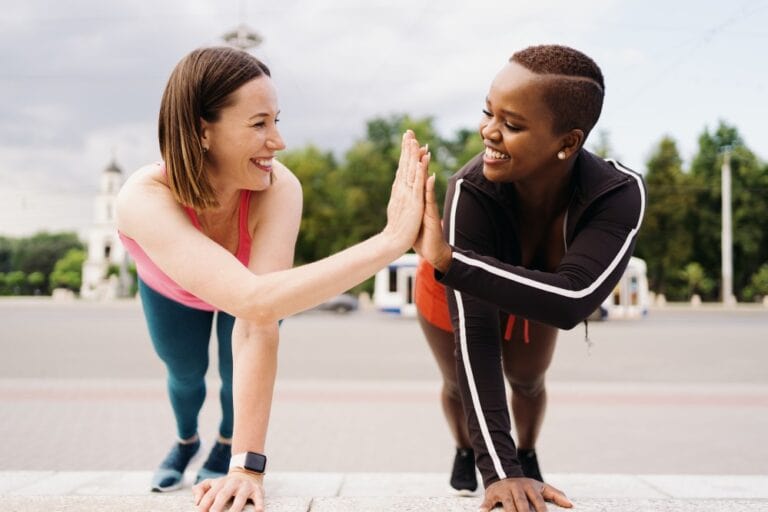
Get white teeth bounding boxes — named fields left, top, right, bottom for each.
left=485, top=147, right=510, bottom=160
left=255, top=158, right=273, bottom=166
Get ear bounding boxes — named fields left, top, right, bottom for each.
left=558, top=129, right=584, bottom=159
left=199, top=117, right=211, bottom=150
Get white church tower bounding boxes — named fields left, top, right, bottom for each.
left=81, top=159, right=129, bottom=299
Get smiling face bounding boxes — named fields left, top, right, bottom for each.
left=479, top=61, right=571, bottom=184
left=200, top=76, right=285, bottom=192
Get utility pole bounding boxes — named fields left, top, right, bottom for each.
left=721, top=147, right=735, bottom=306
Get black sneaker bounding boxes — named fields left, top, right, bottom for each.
left=151, top=438, right=203, bottom=492
left=518, top=448, right=543, bottom=482
left=450, top=447, right=478, bottom=495
left=195, top=440, right=232, bottom=483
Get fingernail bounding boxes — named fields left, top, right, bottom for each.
left=425, top=143, right=429, bottom=153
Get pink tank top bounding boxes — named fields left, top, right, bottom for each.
left=119, top=189, right=253, bottom=311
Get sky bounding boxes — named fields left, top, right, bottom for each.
left=1, top=0, right=766, bottom=237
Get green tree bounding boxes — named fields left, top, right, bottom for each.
left=279, top=145, right=343, bottom=265
left=689, top=121, right=768, bottom=300
left=27, top=271, right=46, bottom=294
left=678, top=262, right=715, bottom=299
left=12, top=232, right=84, bottom=279
left=0, top=236, right=16, bottom=273
left=634, top=137, right=694, bottom=300
left=49, top=248, right=86, bottom=292
left=5, top=270, right=27, bottom=295
left=743, top=263, right=768, bottom=302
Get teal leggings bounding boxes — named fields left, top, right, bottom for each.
left=138, top=279, right=234, bottom=440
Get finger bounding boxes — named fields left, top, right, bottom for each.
left=229, top=488, right=250, bottom=512
left=395, top=131, right=412, bottom=184
left=196, top=484, right=218, bottom=512
left=525, top=484, right=549, bottom=512
left=501, top=494, right=517, bottom=512
left=193, top=480, right=211, bottom=506
left=425, top=173, right=440, bottom=217
left=511, top=487, right=530, bottom=512
left=543, top=484, right=573, bottom=508
left=251, top=487, right=265, bottom=512
left=412, top=151, right=428, bottom=197
left=406, top=138, right=420, bottom=186
left=478, top=494, right=495, bottom=512
left=210, top=484, right=235, bottom=512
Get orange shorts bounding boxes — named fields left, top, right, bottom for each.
left=414, top=259, right=453, bottom=332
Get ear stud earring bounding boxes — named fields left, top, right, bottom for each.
left=557, top=151, right=566, bottom=160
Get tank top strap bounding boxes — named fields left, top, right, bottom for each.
left=235, top=190, right=253, bottom=263
left=183, top=207, right=201, bottom=230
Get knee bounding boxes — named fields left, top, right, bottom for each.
left=166, top=359, right=209, bottom=388
left=509, top=375, right=546, bottom=399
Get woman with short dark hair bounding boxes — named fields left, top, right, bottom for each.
left=415, top=44, right=646, bottom=512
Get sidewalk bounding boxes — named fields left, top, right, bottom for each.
left=2, top=471, right=767, bottom=511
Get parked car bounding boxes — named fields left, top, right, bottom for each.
left=317, top=293, right=359, bottom=314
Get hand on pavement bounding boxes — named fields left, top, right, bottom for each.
left=478, top=477, right=573, bottom=512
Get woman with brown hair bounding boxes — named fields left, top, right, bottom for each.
left=117, top=46, right=429, bottom=509
left=414, top=44, right=646, bottom=512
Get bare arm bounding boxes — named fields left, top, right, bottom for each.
left=191, top=163, right=302, bottom=512
left=117, top=131, right=428, bottom=325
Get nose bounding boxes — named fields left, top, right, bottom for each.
left=479, top=117, right=501, bottom=142
left=266, top=125, right=286, bottom=151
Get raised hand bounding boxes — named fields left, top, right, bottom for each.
left=478, top=477, right=573, bottom=512
left=413, top=170, right=452, bottom=272
left=382, top=130, right=430, bottom=252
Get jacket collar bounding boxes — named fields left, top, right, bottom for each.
left=458, top=149, right=635, bottom=243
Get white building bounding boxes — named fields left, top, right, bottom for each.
left=373, top=253, right=419, bottom=316
left=596, top=256, right=650, bottom=319
left=80, top=160, right=130, bottom=299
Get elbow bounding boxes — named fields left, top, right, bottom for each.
left=232, top=286, right=281, bottom=326
left=233, top=317, right=280, bottom=351
left=549, top=301, right=594, bottom=330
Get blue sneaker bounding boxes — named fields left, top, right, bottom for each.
left=151, top=438, right=203, bottom=492
left=195, top=441, right=232, bottom=483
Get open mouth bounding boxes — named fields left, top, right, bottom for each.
left=484, top=147, right=510, bottom=161
left=251, top=158, right=273, bottom=172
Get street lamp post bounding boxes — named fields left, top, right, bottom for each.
left=721, top=147, right=736, bottom=306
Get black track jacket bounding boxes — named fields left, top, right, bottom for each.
left=436, top=149, right=646, bottom=487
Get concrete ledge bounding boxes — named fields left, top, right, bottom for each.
left=1, top=472, right=767, bottom=511
left=0, top=496, right=308, bottom=512
left=2, top=496, right=768, bottom=512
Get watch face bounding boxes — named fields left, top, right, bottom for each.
left=244, top=452, right=267, bottom=473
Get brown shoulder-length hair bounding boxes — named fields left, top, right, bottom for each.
left=158, top=46, right=271, bottom=210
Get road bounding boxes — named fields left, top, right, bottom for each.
left=1, top=299, right=767, bottom=476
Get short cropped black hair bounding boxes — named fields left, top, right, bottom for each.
left=510, top=45, right=604, bottom=138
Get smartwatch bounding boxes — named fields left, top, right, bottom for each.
left=229, top=451, right=267, bottom=474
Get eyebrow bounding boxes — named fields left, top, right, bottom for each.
left=485, top=97, right=527, bottom=121
left=248, top=110, right=280, bottom=120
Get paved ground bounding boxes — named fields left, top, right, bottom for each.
left=0, top=299, right=767, bottom=510
left=2, top=471, right=767, bottom=511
